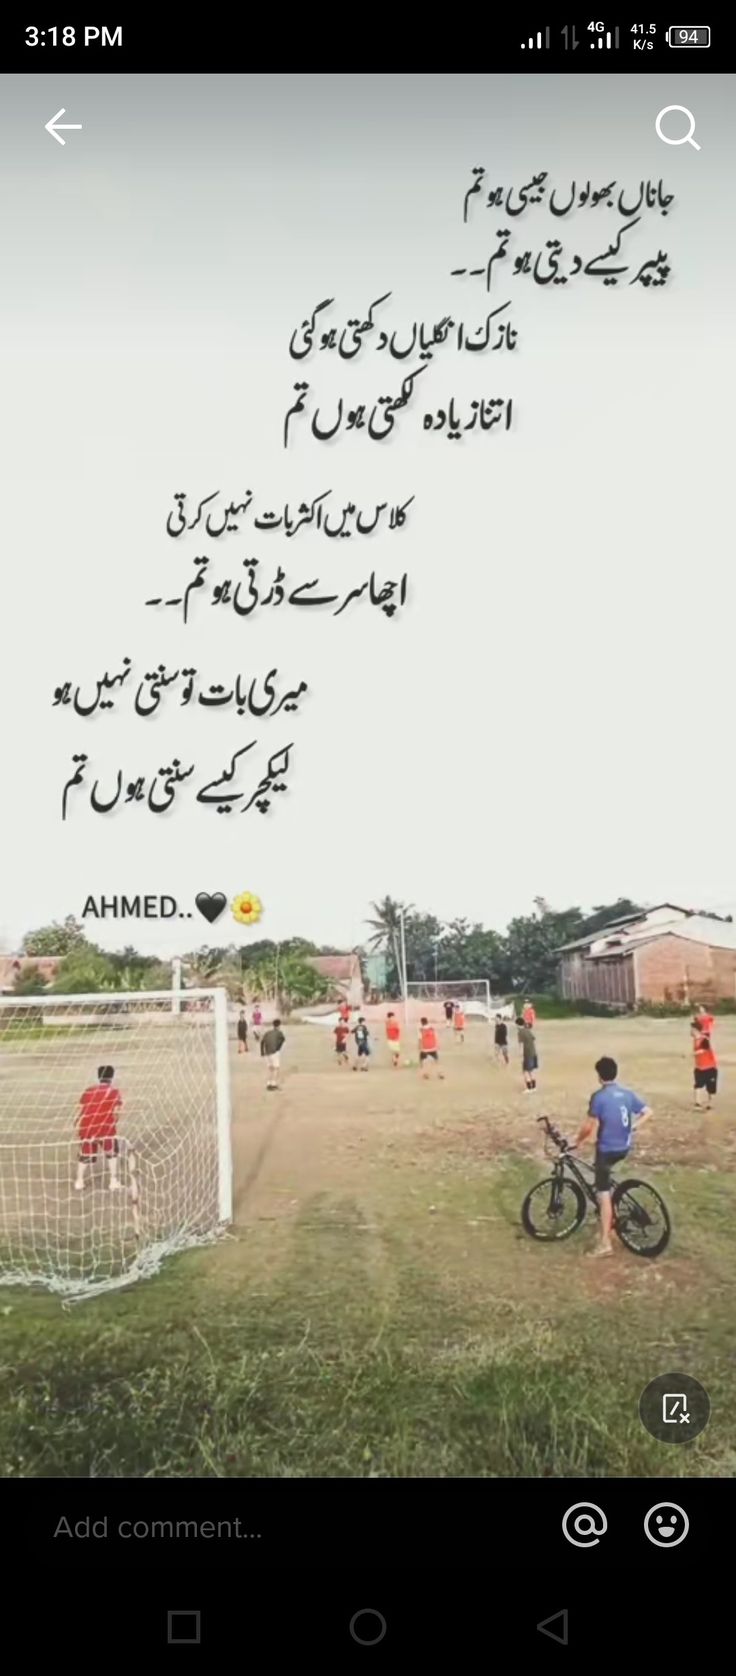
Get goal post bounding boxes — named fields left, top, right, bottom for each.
left=0, top=988, right=233, bottom=1301
left=404, top=979, right=499, bottom=1029
left=213, top=986, right=233, bottom=1223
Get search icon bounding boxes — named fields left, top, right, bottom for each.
left=655, top=105, right=701, bottom=150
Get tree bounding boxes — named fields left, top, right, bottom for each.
left=278, top=937, right=320, bottom=959
left=576, top=899, right=643, bottom=938
left=208, top=958, right=246, bottom=1002
left=246, top=952, right=328, bottom=1013
left=179, top=945, right=246, bottom=999
left=505, top=906, right=584, bottom=994
left=365, top=897, right=413, bottom=992
left=400, top=911, right=444, bottom=983
left=51, top=948, right=121, bottom=994
left=280, top=955, right=329, bottom=1011
left=13, top=965, right=48, bottom=996
left=237, top=939, right=276, bottom=970
left=138, top=961, right=177, bottom=991
left=22, top=916, right=86, bottom=957
left=437, top=920, right=510, bottom=988
left=106, top=946, right=163, bottom=985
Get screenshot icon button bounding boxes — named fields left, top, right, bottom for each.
left=639, top=1372, right=710, bottom=1443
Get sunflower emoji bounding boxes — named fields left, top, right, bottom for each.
left=231, top=891, right=263, bottom=927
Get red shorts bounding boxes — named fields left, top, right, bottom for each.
left=79, top=1131, right=118, bottom=1159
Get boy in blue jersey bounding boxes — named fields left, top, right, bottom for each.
left=575, top=1056, right=652, bottom=1257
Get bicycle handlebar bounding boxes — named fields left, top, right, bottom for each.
left=536, top=1114, right=573, bottom=1152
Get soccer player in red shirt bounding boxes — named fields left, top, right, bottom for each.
left=75, top=1065, right=123, bottom=1192
left=334, top=1020, right=350, bottom=1067
left=385, top=1010, right=402, bottom=1068
left=692, top=1025, right=718, bottom=1111
left=693, top=1001, right=715, bottom=1039
left=418, top=1017, right=444, bottom=1080
left=522, top=999, right=536, bottom=1029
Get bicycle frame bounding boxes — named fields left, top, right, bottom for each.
left=539, top=1116, right=604, bottom=1211
left=554, top=1152, right=599, bottom=1207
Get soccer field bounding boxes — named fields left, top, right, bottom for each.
left=1, top=1014, right=735, bottom=1477
left=230, top=1012, right=736, bottom=1225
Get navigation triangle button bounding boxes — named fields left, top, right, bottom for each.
left=537, top=1609, right=568, bottom=1645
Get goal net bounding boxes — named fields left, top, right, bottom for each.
left=0, top=989, right=232, bottom=1301
left=404, top=979, right=497, bottom=1025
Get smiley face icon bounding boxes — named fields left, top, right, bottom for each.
left=644, top=1502, right=689, bottom=1548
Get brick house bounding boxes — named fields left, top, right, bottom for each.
left=306, top=953, right=364, bottom=1008
left=557, top=905, right=736, bottom=1007
left=0, top=955, right=63, bottom=994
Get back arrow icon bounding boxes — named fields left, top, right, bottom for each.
left=45, top=109, right=83, bottom=147
left=537, top=1609, right=568, bottom=1646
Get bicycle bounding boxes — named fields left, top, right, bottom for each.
left=521, top=1115, right=671, bottom=1257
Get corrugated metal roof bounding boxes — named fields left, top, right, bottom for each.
left=566, top=915, right=736, bottom=961
left=642, top=918, right=736, bottom=952
left=556, top=905, right=719, bottom=956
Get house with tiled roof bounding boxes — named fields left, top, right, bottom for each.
left=306, top=952, right=363, bottom=1007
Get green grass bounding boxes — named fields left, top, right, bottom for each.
left=1, top=1166, right=734, bottom=1479
left=0, top=1024, right=123, bottom=1043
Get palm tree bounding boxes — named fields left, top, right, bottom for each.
left=365, top=897, right=413, bottom=990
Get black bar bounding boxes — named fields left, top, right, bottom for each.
left=2, top=17, right=735, bottom=74
left=3, top=1476, right=731, bottom=1569
left=1, top=1570, right=731, bottom=1653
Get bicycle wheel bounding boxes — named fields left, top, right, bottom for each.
left=521, top=1175, right=587, bottom=1241
left=612, top=1178, right=671, bottom=1258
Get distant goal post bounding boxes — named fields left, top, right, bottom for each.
left=0, top=988, right=232, bottom=1300
left=403, top=980, right=502, bottom=1028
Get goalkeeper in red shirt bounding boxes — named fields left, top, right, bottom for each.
left=75, top=1065, right=123, bottom=1192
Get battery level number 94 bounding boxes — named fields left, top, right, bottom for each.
left=666, top=27, right=711, bottom=48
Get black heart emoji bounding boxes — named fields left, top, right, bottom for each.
left=195, top=891, right=227, bottom=925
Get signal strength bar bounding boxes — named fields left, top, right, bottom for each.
left=520, top=28, right=551, bottom=50
left=590, top=27, right=620, bottom=49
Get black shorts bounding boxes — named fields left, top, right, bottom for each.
left=523, top=1055, right=538, bottom=1073
left=694, top=1067, right=718, bottom=1094
left=357, top=1043, right=370, bottom=1057
left=335, top=1041, right=347, bottom=1055
left=420, top=1050, right=438, bottom=1062
left=594, top=1148, right=629, bottom=1192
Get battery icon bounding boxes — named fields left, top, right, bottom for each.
left=667, top=26, right=711, bottom=47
